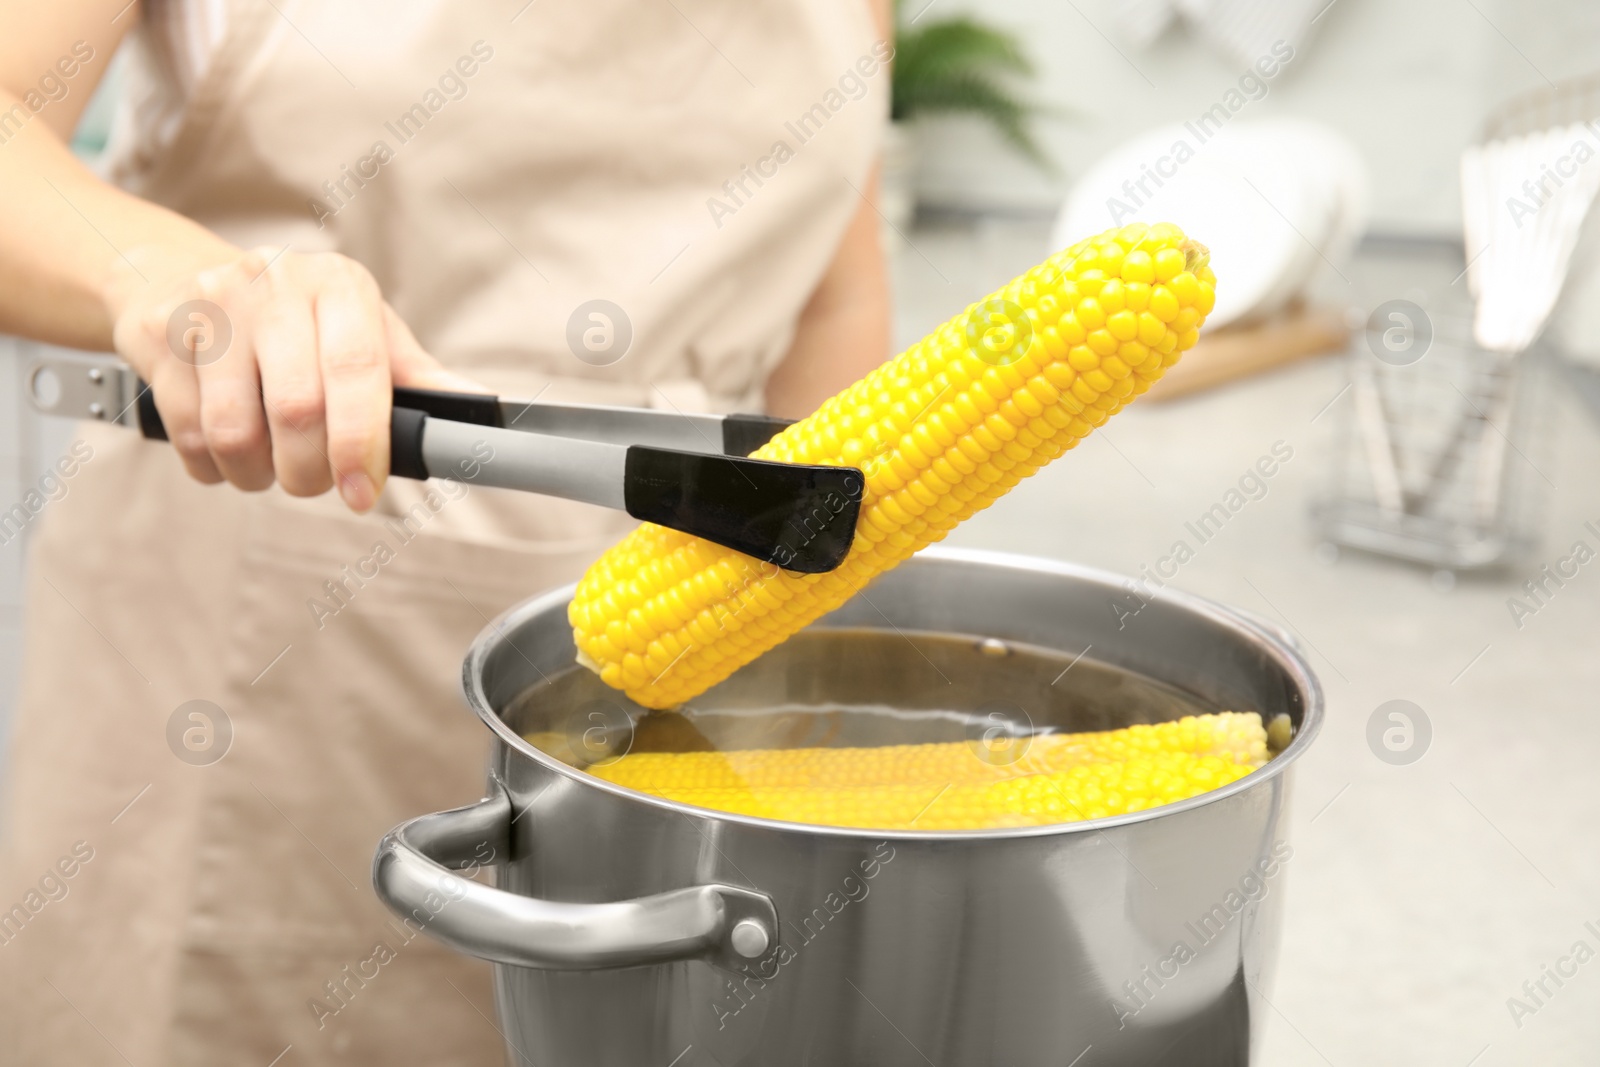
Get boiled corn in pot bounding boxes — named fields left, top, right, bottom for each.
left=371, top=552, right=1322, bottom=1065
left=371, top=227, right=1315, bottom=1065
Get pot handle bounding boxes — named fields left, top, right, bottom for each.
left=371, top=782, right=778, bottom=971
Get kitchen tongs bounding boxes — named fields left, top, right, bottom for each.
left=24, top=354, right=864, bottom=573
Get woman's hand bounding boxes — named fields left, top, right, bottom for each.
left=109, top=248, right=479, bottom=512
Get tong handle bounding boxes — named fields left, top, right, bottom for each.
left=125, top=382, right=792, bottom=475
left=387, top=386, right=498, bottom=480
left=125, top=384, right=486, bottom=481
left=393, top=385, right=503, bottom=428
left=131, top=385, right=502, bottom=437
left=135, top=387, right=167, bottom=441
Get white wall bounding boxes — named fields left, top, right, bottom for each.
left=913, top=0, right=1600, bottom=235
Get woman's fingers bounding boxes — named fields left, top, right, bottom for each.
left=149, top=353, right=223, bottom=485
left=310, top=255, right=391, bottom=512
left=192, top=261, right=274, bottom=491
left=112, top=284, right=225, bottom=485
left=254, top=259, right=332, bottom=497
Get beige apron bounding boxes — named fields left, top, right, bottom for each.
left=0, top=1, right=883, bottom=1063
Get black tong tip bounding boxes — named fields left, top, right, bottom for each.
left=623, top=449, right=863, bottom=574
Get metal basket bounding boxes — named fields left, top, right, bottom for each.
left=1313, top=312, right=1551, bottom=574
left=1312, top=74, right=1596, bottom=576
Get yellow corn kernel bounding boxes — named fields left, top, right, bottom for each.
left=587, top=711, right=1266, bottom=790
left=634, top=751, right=1256, bottom=831
left=595, top=748, right=1254, bottom=831
left=571, top=225, right=1216, bottom=708
left=956, top=754, right=1257, bottom=829
left=572, top=712, right=1268, bottom=830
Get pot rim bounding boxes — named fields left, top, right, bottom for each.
left=462, top=546, right=1324, bottom=841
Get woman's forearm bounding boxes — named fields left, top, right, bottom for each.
left=763, top=167, right=893, bottom=419
left=0, top=86, right=238, bottom=350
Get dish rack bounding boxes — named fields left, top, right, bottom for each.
left=1314, top=78, right=1598, bottom=578
left=1313, top=313, right=1550, bottom=577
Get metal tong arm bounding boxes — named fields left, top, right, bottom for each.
left=391, top=386, right=793, bottom=459
left=20, top=355, right=793, bottom=459
left=397, top=412, right=862, bottom=573
left=23, top=355, right=862, bottom=573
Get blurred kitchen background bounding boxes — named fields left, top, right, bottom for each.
left=7, top=0, right=1600, bottom=1061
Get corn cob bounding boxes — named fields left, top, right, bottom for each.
left=571, top=223, right=1216, bottom=708
left=586, top=712, right=1267, bottom=791
left=630, top=753, right=1254, bottom=831
left=573, top=712, right=1265, bottom=830
left=1036, top=711, right=1269, bottom=767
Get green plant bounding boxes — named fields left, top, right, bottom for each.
left=891, top=4, right=1050, bottom=168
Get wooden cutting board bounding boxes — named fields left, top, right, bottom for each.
left=1146, top=304, right=1350, bottom=402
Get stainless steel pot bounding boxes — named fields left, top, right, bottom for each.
left=373, top=547, right=1322, bottom=1066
